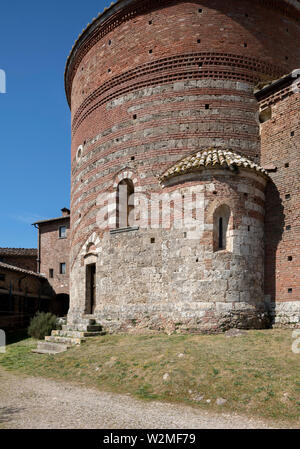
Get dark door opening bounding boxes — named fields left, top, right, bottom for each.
left=86, top=263, right=96, bottom=314
left=52, top=294, right=69, bottom=317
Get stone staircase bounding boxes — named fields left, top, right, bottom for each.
left=32, top=317, right=106, bottom=355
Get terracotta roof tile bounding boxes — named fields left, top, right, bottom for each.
left=159, top=148, right=268, bottom=182
left=0, top=248, right=37, bottom=256
left=0, top=262, right=45, bottom=278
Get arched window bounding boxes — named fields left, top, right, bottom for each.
left=213, top=205, right=231, bottom=252
left=116, top=179, right=134, bottom=228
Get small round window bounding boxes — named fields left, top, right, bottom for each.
left=76, top=145, right=83, bottom=162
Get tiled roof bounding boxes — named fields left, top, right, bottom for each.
left=0, top=248, right=37, bottom=256
left=159, top=148, right=268, bottom=182
left=0, top=262, right=45, bottom=278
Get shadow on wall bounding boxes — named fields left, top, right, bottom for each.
left=264, top=179, right=284, bottom=323
left=51, top=294, right=70, bottom=318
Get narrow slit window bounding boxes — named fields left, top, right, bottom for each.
left=218, top=217, right=223, bottom=249
left=213, top=205, right=231, bottom=252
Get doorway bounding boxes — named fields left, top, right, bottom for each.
left=86, top=263, right=96, bottom=314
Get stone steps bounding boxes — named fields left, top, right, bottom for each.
left=33, top=316, right=106, bottom=354
left=82, top=316, right=96, bottom=323
left=32, top=341, right=69, bottom=354
left=87, top=325, right=103, bottom=332
left=45, top=335, right=85, bottom=345
left=52, top=330, right=106, bottom=338
left=62, top=324, right=103, bottom=332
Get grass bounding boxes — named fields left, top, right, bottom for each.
left=0, top=329, right=299, bottom=424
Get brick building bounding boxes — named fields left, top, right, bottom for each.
left=0, top=262, right=53, bottom=331
left=33, top=208, right=70, bottom=317
left=61, top=0, right=300, bottom=333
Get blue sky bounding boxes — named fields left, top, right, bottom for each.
left=0, top=0, right=108, bottom=248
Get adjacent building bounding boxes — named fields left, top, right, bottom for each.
left=33, top=208, right=70, bottom=316
left=0, top=210, right=71, bottom=330
left=0, top=262, right=53, bottom=331
left=255, top=74, right=300, bottom=326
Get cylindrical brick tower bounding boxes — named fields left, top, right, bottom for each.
left=65, top=0, right=300, bottom=333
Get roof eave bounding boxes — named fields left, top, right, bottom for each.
left=0, top=262, right=46, bottom=278
left=160, top=165, right=269, bottom=185
left=32, top=215, right=70, bottom=226
left=254, top=72, right=298, bottom=100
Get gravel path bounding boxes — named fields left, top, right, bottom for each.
left=0, top=367, right=288, bottom=429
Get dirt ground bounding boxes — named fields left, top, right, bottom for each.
left=0, top=367, right=290, bottom=429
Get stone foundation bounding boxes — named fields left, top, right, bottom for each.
left=68, top=302, right=270, bottom=335
left=271, top=301, right=300, bottom=328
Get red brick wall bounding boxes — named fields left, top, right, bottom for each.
left=67, top=0, right=300, bottom=116
left=39, top=219, right=70, bottom=295
left=259, top=81, right=300, bottom=303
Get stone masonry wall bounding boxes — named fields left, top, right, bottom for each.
left=68, top=170, right=268, bottom=333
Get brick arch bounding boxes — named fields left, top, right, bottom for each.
left=206, top=197, right=236, bottom=225
left=113, top=170, right=139, bottom=189
left=80, top=232, right=101, bottom=256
